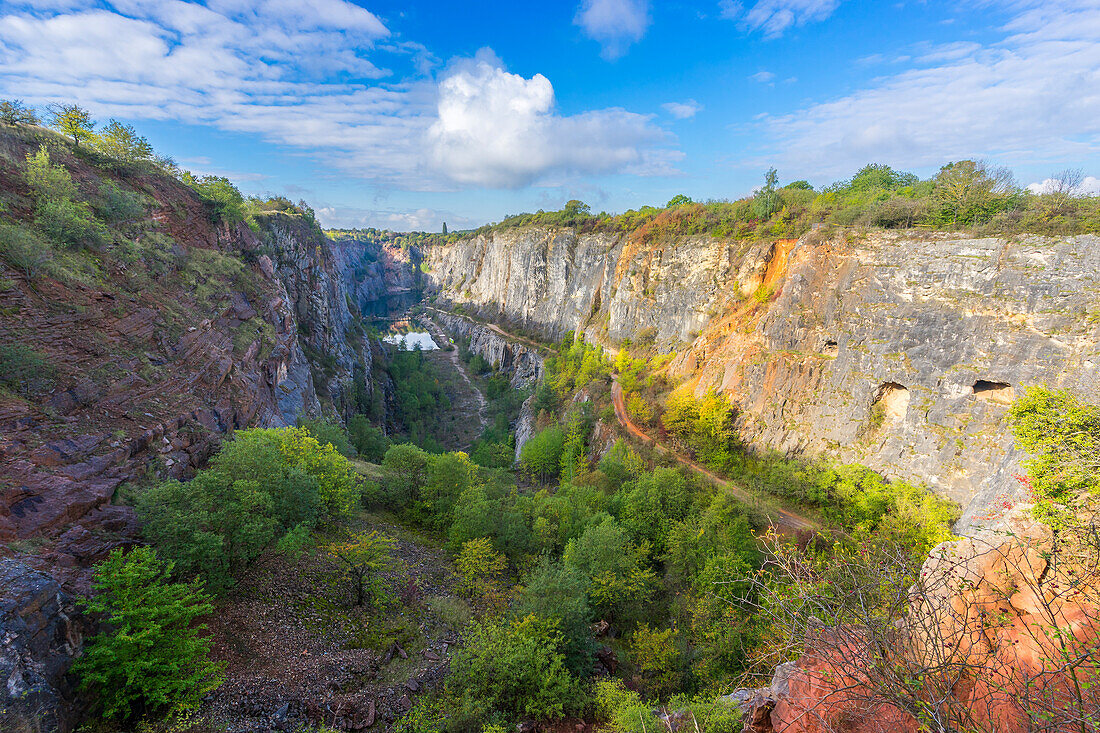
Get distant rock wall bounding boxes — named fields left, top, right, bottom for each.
left=426, top=229, right=1100, bottom=530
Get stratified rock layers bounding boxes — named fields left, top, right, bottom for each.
left=426, top=229, right=1100, bottom=528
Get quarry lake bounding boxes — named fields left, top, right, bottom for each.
left=382, top=330, right=439, bottom=350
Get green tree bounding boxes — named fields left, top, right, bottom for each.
left=666, top=194, right=693, bottom=208
left=562, top=199, right=591, bottom=217
left=631, top=624, right=680, bottom=698
left=94, top=119, right=154, bottom=164
left=181, top=171, right=247, bottom=224
left=0, top=99, right=38, bottom=126
left=933, top=159, right=1016, bottom=226
left=24, top=145, right=93, bottom=246
left=47, top=103, right=94, bottom=147
left=520, top=426, right=565, bottom=483
left=517, top=557, right=594, bottom=675
left=446, top=615, right=582, bottom=727
left=348, top=414, right=390, bottom=462
left=73, top=547, right=224, bottom=721
left=456, top=536, right=508, bottom=601
left=752, top=167, right=780, bottom=219
left=563, top=518, right=655, bottom=623
left=1010, top=387, right=1100, bottom=503
left=325, top=530, right=396, bottom=607
left=381, top=442, right=431, bottom=508
left=137, top=470, right=278, bottom=592
left=442, top=221, right=448, bottom=234
left=300, top=416, right=356, bottom=457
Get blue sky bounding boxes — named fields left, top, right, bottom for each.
left=1, top=0, right=1098, bottom=231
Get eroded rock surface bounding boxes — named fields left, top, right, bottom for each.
left=427, top=229, right=1100, bottom=528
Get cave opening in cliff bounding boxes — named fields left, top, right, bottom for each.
left=973, top=380, right=1014, bottom=404
left=823, top=339, right=838, bottom=357
left=871, top=382, right=910, bottom=426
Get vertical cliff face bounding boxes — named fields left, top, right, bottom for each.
left=426, top=228, right=1100, bottom=529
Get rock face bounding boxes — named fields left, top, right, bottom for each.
left=433, top=311, right=544, bottom=389
left=426, top=228, right=1100, bottom=529
left=754, top=504, right=1100, bottom=733
left=0, top=130, right=414, bottom=730
left=0, top=558, right=90, bottom=733
left=431, top=310, right=545, bottom=460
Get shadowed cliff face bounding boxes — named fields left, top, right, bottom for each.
left=426, top=228, right=1100, bottom=529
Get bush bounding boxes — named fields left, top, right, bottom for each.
left=24, top=145, right=94, bottom=246
left=349, top=414, right=390, bottom=462
left=0, top=342, right=54, bottom=397
left=0, top=222, right=54, bottom=277
left=593, top=678, right=658, bottom=733
left=520, top=426, right=565, bottom=483
left=96, top=180, right=147, bottom=221
left=300, top=416, right=356, bottom=457
left=446, top=615, right=584, bottom=728
left=73, top=547, right=224, bottom=721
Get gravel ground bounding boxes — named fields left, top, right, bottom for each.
left=197, top=515, right=468, bottom=732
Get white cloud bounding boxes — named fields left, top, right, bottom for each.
left=750, top=70, right=776, bottom=82
left=720, top=0, right=841, bottom=37
left=754, top=1, right=1100, bottom=177
left=1027, top=175, right=1100, bottom=195
left=574, top=0, right=650, bottom=59
left=428, top=58, right=675, bottom=188
left=0, top=3, right=675, bottom=191
left=316, top=204, right=470, bottom=231
left=662, top=99, right=702, bottom=119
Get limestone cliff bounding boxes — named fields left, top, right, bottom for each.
left=425, top=228, right=1100, bottom=529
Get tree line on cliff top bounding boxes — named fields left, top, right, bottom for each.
left=475, top=162, right=1099, bottom=241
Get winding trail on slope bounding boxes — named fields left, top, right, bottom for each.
left=421, top=315, right=488, bottom=449
left=611, top=379, right=818, bottom=533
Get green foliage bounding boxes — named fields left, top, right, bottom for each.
left=325, top=530, right=396, bottom=607
left=0, top=342, right=55, bottom=397
left=1010, top=387, right=1100, bottom=504
left=631, top=624, right=680, bottom=697
left=181, top=171, right=248, bottom=226
left=300, top=416, right=356, bottom=457
left=563, top=518, right=655, bottom=624
left=456, top=536, right=508, bottom=600
left=516, top=557, right=594, bottom=675
left=446, top=615, right=584, bottom=728
left=593, top=678, right=659, bottom=733
left=752, top=168, right=780, bottom=219
left=94, top=119, right=155, bottom=165
left=137, top=427, right=360, bottom=591
left=348, top=414, right=391, bottom=462
left=0, top=222, right=53, bottom=277
left=73, top=548, right=224, bottom=721
left=96, top=180, right=148, bottom=221
left=25, top=145, right=94, bottom=246
left=47, top=102, right=94, bottom=146
left=520, top=426, right=565, bottom=483
left=388, top=347, right=451, bottom=449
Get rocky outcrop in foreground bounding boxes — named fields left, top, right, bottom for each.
left=735, top=504, right=1100, bottom=732
left=426, top=229, right=1100, bottom=529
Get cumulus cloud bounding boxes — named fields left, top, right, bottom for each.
left=662, top=99, right=702, bottom=119
left=574, top=0, right=650, bottom=59
left=1027, top=176, right=1100, bottom=195
left=754, top=1, right=1100, bottom=177
left=315, top=204, right=471, bottom=231
left=720, top=0, right=841, bottom=37
left=0, top=2, right=675, bottom=191
left=428, top=58, right=675, bottom=188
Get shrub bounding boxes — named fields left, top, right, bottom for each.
left=593, top=678, right=658, bottom=733
left=349, top=414, right=390, bottom=462
left=24, top=145, right=94, bottom=246
left=96, top=180, right=148, bottom=222
left=73, top=547, right=224, bottom=721
left=520, top=426, right=565, bottom=483
left=181, top=172, right=248, bottom=225
left=516, top=557, right=594, bottom=675
left=300, top=416, right=356, bottom=457
left=446, top=615, right=584, bottom=728
left=0, top=342, right=54, bottom=397
left=631, top=624, right=680, bottom=697
left=0, top=222, right=53, bottom=277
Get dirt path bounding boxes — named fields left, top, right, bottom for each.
left=422, top=316, right=488, bottom=448
left=611, top=379, right=817, bottom=533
